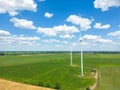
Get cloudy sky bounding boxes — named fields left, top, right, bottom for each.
left=0, top=0, right=120, bottom=51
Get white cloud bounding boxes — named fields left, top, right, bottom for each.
left=59, top=34, right=75, bottom=39
left=44, top=12, right=53, bottom=18
left=0, top=35, right=40, bottom=47
left=0, top=0, right=37, bottom=16
left=71, top=41, right=89, bottom=47
left=82, top=34, right=113, bottom=43
left=97, top=38, right=113, bottom=43
left=108, top=30, right=120, bottom=38
left=0, top=30, right=40, bottom=46
left=53, top=24, right=79, bottom=33
left=82, top=34, right=101, bottom=40
left=74, top=34, right=118, bottom=51
left=10, top=18, right=36, bottom=29
left=0, top=30, right=10, bottom=36
left=61, top=41, right=68, bottom=44
left=66, top=15, right=93, bottom=30
left=42, top=39, right=59, bottom=43
left=42, top=39, right=69, bottom=45
left=94, top=23, right=110, bottom=29
left=37, top=24, right=79, bottom=36
left=37, top=27, right=56, bottom=36
left=17, top=36, right=40, bottom=41
left=94, top=0, right=120, bottom=11
left=72, top=42, right=78, bottom=46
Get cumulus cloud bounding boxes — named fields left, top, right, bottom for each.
left=71, top=41, right=89, bottom=47
left=82, top=34, right=113, bottom=43
left=42, top=39, right=69, bottom=45
left=94, top=0, right=120, bottom=11
left=21, top=37, right=40, bottom=45
left=0, top=30, right=10, bottom=36
left=10, top=18, right=36, bottom=29
left=0, top=29, right=40, bottom=47
left=16, top=36, right=40, bottom=41
left=66, top=15, right=93, bottom=30
left=72, top=42, right=79, bottom=46
left=82, top=35, right=101, bottom=40
left=0, top=34, right=40, bottom=46
left=61, top=41, right=68, bottom=44
left=97, top=38, right=113, bottom=43
left=94, top=23, right=110, bottom=29
left=37, top=27, right=56, bottom=36
left=59, top=34, right=75, bottom=39
left=108, top=30, right=120, bottom=38
left=44, top=12, right=53, bottom=18
left=0, top=0, right=37, bottom=16
left=37, top=24, right=79, bottom=36
left=42, top=39, right=60, bottom=43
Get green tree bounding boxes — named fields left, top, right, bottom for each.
left=38, top=81, right=44, bottom=86
left=55, top=82, right=61, bottom=89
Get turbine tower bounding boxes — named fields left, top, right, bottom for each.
left=69, top=38, right=73, bottom=65
left=80, top=32, right=84, bottom=76
left=70, top=43, right=73, bottom=65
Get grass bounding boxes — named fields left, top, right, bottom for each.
left=0, top=53, right=120, bottom=90
left=96, top=66, right=120, bottom=90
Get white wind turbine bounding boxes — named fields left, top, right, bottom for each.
left=70, top=38, right=73, bottom=65
left=79, top=31, right=84, bottom=76
left=66, top=14, right=92, bottom=77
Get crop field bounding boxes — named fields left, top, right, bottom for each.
left=0, top=53, right=120, bottom=90
left=96, top=66, right=120, bottom=90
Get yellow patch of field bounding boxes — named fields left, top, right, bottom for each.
left=0, top=79, right=53, bottom=90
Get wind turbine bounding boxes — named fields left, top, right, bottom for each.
left=66, top=14, right=92, bottom=77
left=79, top=31, right=84, bottom=76
left=70, top=41, right=73, bottom=65
left=69, top=35, right=73, bottom=66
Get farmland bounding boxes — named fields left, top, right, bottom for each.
left=0, top=52, right=120, bottom=90
left=96, top=66, right=120, bottom=90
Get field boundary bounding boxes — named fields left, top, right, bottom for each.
left=90, top=69, right=98, bottom=90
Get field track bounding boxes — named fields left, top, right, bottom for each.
left=0, top=79, right=53, bottom=90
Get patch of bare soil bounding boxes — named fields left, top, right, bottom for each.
left=0, top=79, right=53, bottom=90
left=90, top=69, right=98, bottom=90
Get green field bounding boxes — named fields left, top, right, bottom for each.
left=0, top=53, right=120, bottom=90
left=96, top=66, right=120, bottom=90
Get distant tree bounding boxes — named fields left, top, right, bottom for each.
left=86, top=87, right=91, bottom=90
left=46, top=83, right=51, bottom=87
left=55, top=82, right=61, bottom=89
left=38, top=81, right=44, bottom=86
left=0, top=53, right=5, bottom=56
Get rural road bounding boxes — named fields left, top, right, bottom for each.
left=0, top=79, right=53, bottom=90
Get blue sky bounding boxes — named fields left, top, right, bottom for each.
left=0, top=0, right=120, bottom=51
